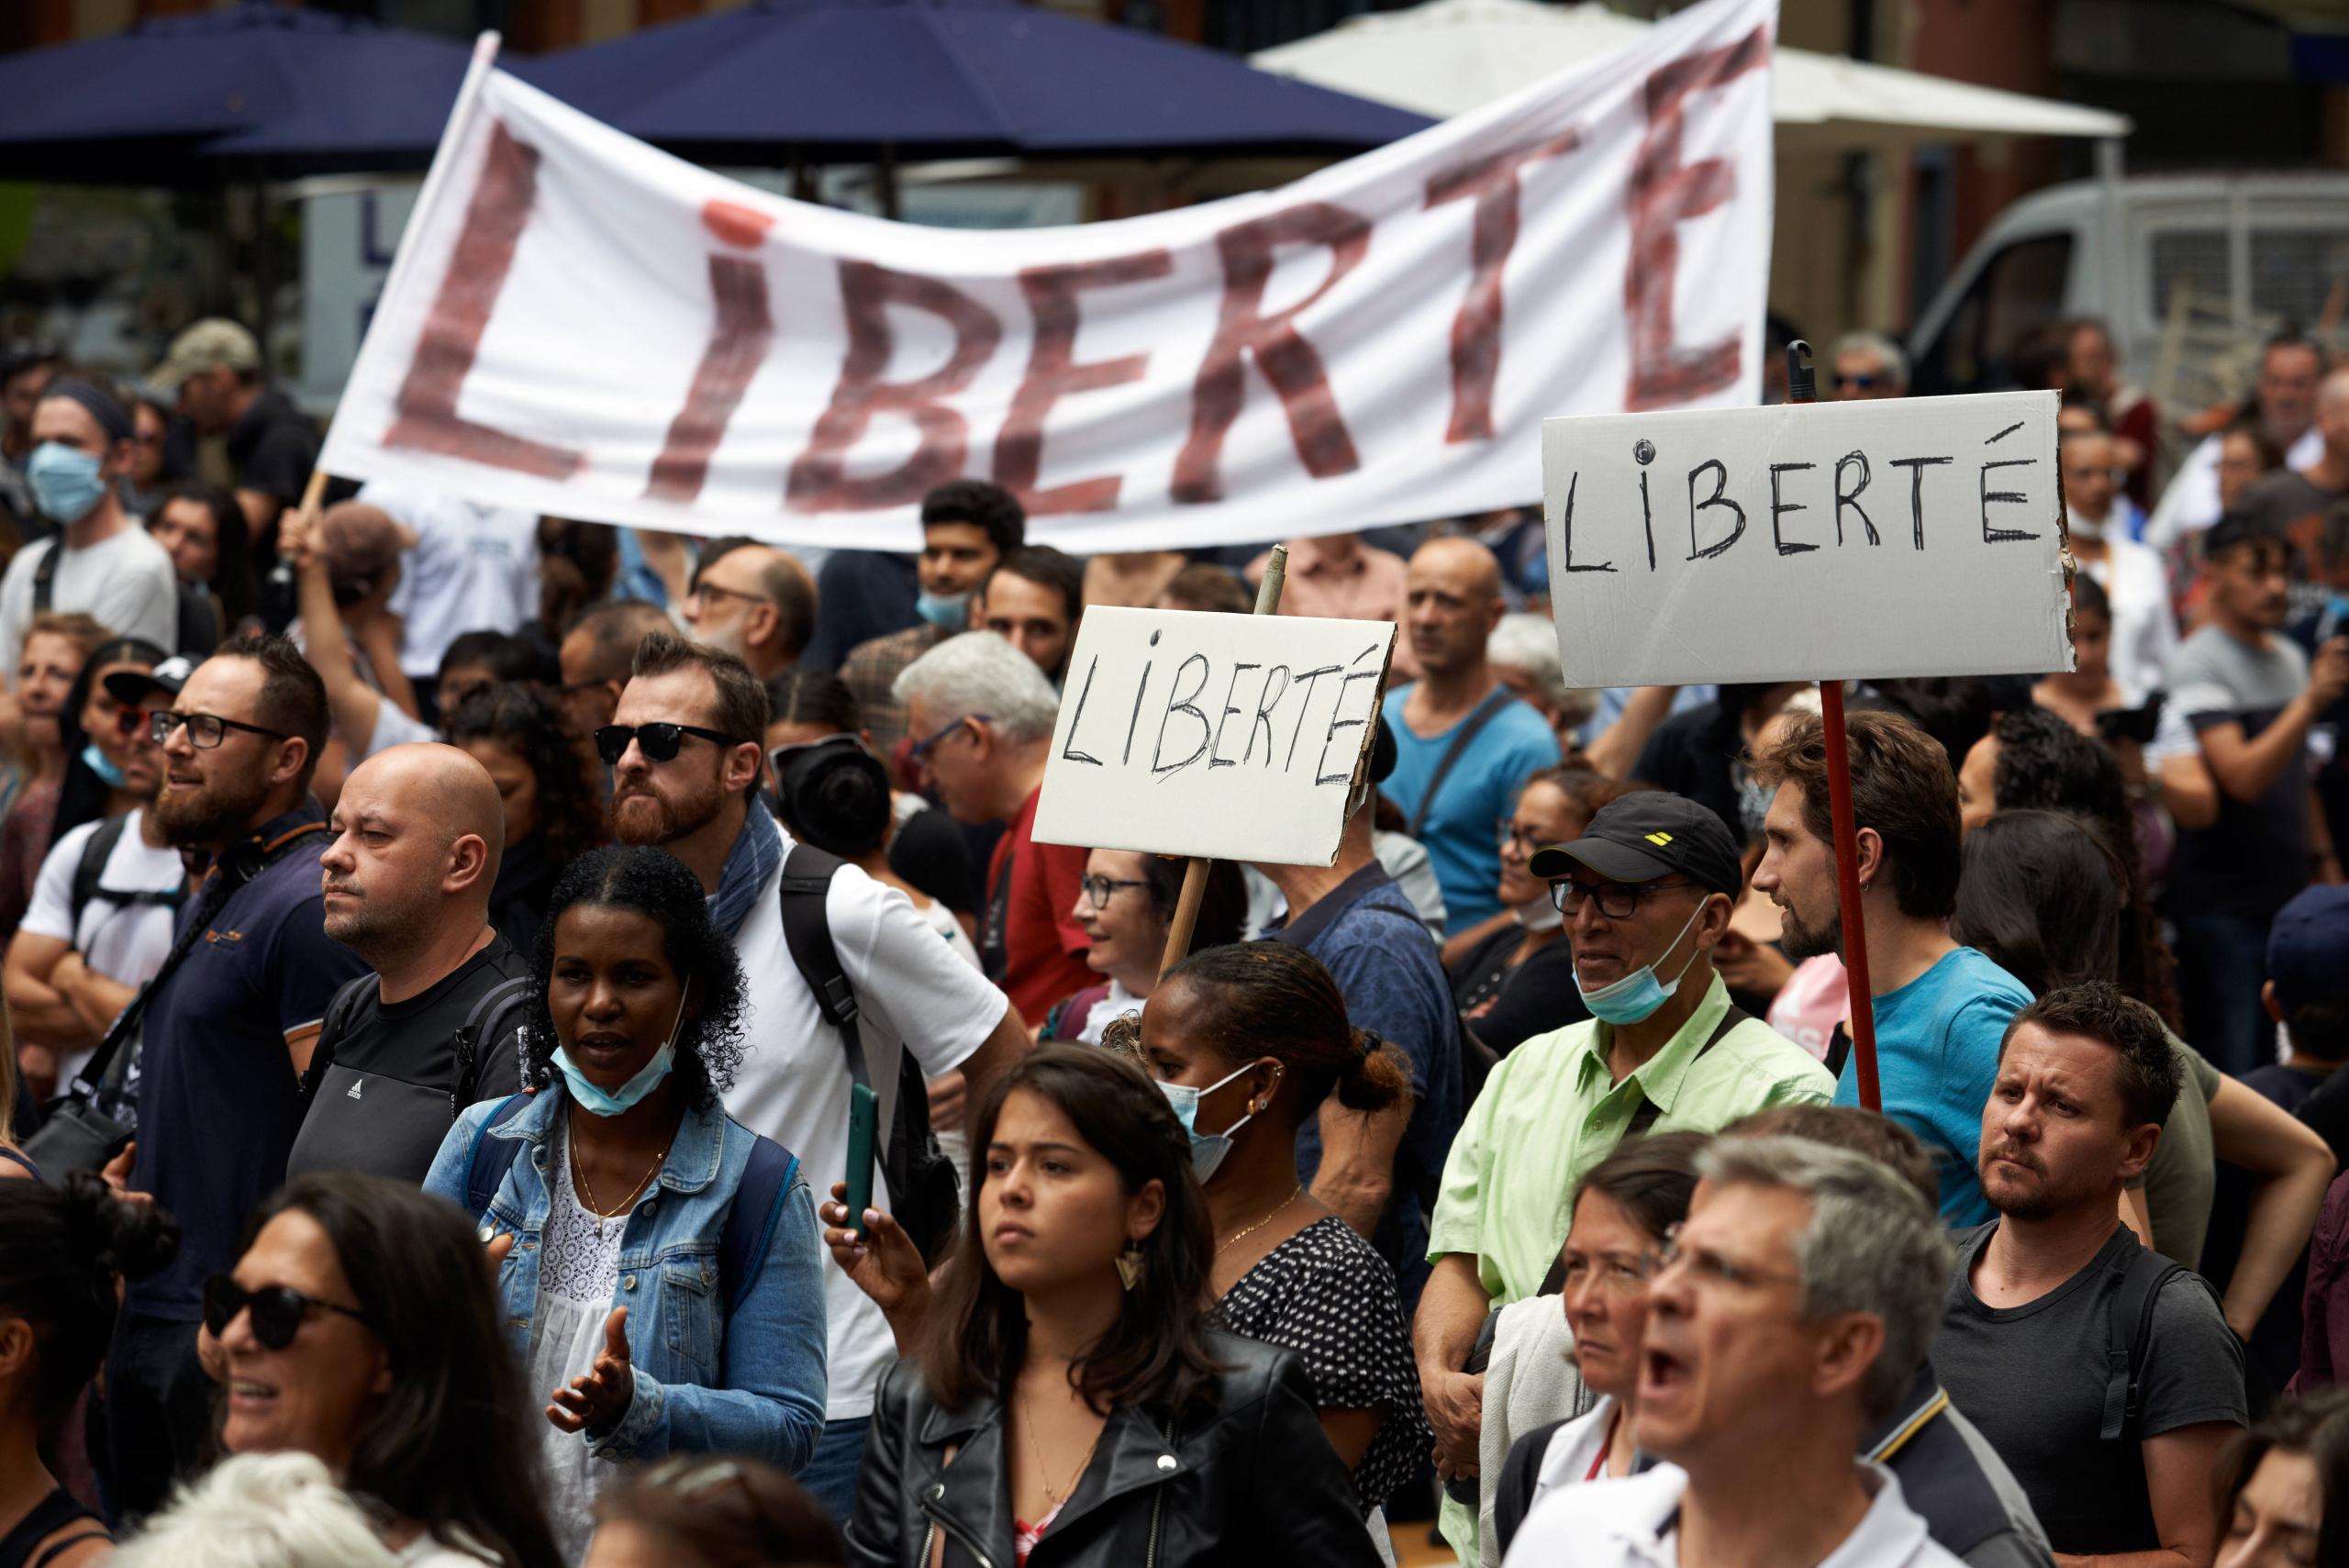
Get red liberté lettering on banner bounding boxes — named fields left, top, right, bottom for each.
left=645, top=202, right=778, bottom=505
left=1425, top=128, right=1583, bottom=444
left=384, top=121, right=584, bottom=479
left=1623, top=25, right=1767, bottom=413
left=785, top=262, right=1004, bottom=512
left=993, top=253, right=1174, bottom=516
left=1171, top=203, right=1371, bottom=505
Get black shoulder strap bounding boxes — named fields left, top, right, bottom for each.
left=69, top=820, right=328, bottom=1101
left=454, top=973, right=534, bottom=1106
left=298, top=972, right=381, bottom=1105
left=29, top=538, right=59, bottom=615
left=2100, top=1242, right=2186, bottom=1441
left=462, top=1092, right=535, bottom=1217
left=1625, top=1005, right=1753, bottom=1139
left=68, top=814, right=130, bottom=930
left=1404, top=687, right=1514, bottom=840
left=718, top=1137, right=799, bottom=1315
left=778, top=843, right=863, bottom=1081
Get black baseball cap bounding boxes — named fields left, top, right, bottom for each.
left=1529, top=793, right=1743, bottom=897
left=103, top=654, right=195, bottom=708
left=2268, top=886, right=2349, bottom=1015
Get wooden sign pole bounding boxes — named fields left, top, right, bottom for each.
left=1784, top=340, right=1881, bottom=1111
left=1157, top=545, right=1287, bottom=976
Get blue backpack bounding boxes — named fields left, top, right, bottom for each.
left=461, top=1094, right=799, bottom=1313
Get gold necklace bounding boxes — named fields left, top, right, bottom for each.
left=1019, top=1389, right=1100, bottom=1508
left=1216, top=1184, right=1303, bottom=1255
left=570, top=1124, right=666, bottom=1237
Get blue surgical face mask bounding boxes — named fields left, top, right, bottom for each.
left=27, top=443, right=107, bottom=525
left=80, top=741, right=126, bottom=790
left=2328, top=592, right=2349, bottom=627
left=1156, top=1060, right=1268, bottom=1184
left=552, top=986, right=689, bottom=1118
left=1574, top=898, right=1709, bottom=1026
left=915, top=587, right=973, bottom=631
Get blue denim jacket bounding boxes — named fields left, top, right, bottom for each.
left=423, top=1087, right=827, bottom=1471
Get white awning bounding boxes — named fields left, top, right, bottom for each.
left=1252, top=0, right=2132, bottom=150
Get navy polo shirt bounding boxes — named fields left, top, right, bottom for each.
left=128, top=806, right=371, bottom=1320
left=1268, top=861, right=1464, bottom=1314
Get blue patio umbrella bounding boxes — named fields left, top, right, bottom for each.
left=0, top=2, right=477, bottom=180
left=528, top=0, right=1433, bottom=163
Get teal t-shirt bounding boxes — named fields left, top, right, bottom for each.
left=1832, top=946, right=2032, bottom=1226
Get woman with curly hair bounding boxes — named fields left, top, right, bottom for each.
left=444, top=682, right=606, bottom=953
left=425, top=846, right=828, bottom=1561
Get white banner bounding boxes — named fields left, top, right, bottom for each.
left=1033, top=607, right=1397, bottom=866
left=1542, top=391, right=2075, bottom=686
left=320, top=0, right=1776, bottom=553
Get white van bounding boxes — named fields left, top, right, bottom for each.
left=1906, top=172, right=2349, bottom=398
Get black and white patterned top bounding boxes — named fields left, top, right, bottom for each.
left=1215, top=1216, right=1433, bottom=1513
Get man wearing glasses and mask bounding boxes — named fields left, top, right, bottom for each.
left=607, top=629, right=1029, bottom=1524
left=103, top=633, right=371, bottom=1519
left=1418, top=792, right=1831, bottom=1563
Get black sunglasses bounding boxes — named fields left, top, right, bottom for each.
left=202, top=1274, right=370, bottom=1350
left=594, top=722, right=740, bottom=766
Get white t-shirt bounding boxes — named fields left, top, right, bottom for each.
left=2081, top=537, right=2176, bottom=702
left=2144, top=424, right=2323, bottom=550
left=1502, top=1461, right=1961, bottom=1568
left=362, top=481, right=540, bottom=679
left=721, top=814, right=1008, bottom=1419
left=0, top=526, right=178, bottom=671
left=19, top=808, right=184, bottom=1082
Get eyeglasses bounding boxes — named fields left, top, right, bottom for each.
left=1653, top=1224, right=1802, bottom=1293
left=685, top=581, right=774, bottom=613
left=595, top=722, right=740, bottom=766
left=1081, top=874, right=1150, bottom=910
left=202, top=1274, right=371, bottom=1350
left=1549, top=878, right=1697, bottom=918
left=150, top=710, right=287, bottom=750
left=910, top=713, right=989, bottom=764
left=1834, top=372, right=1880, bottom=391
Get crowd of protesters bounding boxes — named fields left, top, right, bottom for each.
left=0, top=308, right=2342, bottom=1568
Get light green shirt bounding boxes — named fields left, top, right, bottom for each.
left=1427, top=972, right=1835, bottom=1304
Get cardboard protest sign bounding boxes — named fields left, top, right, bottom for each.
left=1032, top=607, right=1397, bottom=867
left=317, top=0, right=1774, bottom=553
left=1542, top=390, right=2072, bottom=686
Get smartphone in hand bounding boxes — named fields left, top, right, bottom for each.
left=844, top=1082, right=878, bottom=1240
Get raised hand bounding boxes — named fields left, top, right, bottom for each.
left=548, top=1306, right=634, bottom=1435
left=821, top=1181, right=934, bottom=1354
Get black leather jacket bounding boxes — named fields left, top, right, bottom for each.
left=844, top=1331, right=1384, bottom=1568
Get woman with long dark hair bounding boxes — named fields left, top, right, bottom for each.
left=209, top=1172, right=559, bottom=1567
left=2214, top=1386, right=2349, bottom=1568
left=842, top=1044, right=1381, bottom=1568
left=425, top=847, right=827, bottom=1561
left=0, top=615, right=104, bottom=941
left=443, top=683, right=604, bottom=952
left=147, top=482, right=256, bottom=651
left=0, top=1172, right=177, bottom=1567
left=1952, top=810, right=2333, bottom=1370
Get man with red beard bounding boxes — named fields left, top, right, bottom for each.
left=1935, top=983, right=2244, bottom=1566
left=102, top=633, right=369, bottom=1518
left=602, top=630, right=1028, bottom=1522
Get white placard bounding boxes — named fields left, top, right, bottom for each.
left=317, top=0, right=1776, bottom=553
left=1542, top=390, right=2074, bottom=686
left=1032, top=608, right=1397, bottom=867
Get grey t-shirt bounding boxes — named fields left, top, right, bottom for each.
left=1936, top=1222, right=2246, bottom=1557
left=2166, top=624, right=2312, bottom=920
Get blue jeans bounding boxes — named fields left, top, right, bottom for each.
left=800, top=1415, right=873, bottom=1524
left=2174, top=912, right=2274, bottom=1077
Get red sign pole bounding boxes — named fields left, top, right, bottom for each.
left=1784, top=342, right=1881, bottom=1110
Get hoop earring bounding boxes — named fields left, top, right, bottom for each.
left=1117, top=1241, right=1144, bottom=1292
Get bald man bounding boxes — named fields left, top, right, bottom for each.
left=286, top=742, right=533, bottom=1182
left=682, top=542, right=818, bottom=683
left=1381, top=538, right=1562, bottom=931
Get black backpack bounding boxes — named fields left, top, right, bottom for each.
left=300, top=970, right=532, bottom=1120
left=67, top=814, right=185, bottom=934
left=779, top=843, right=961, bottom=1264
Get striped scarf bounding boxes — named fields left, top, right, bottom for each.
left=707, top=795, right=783, bottom=939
